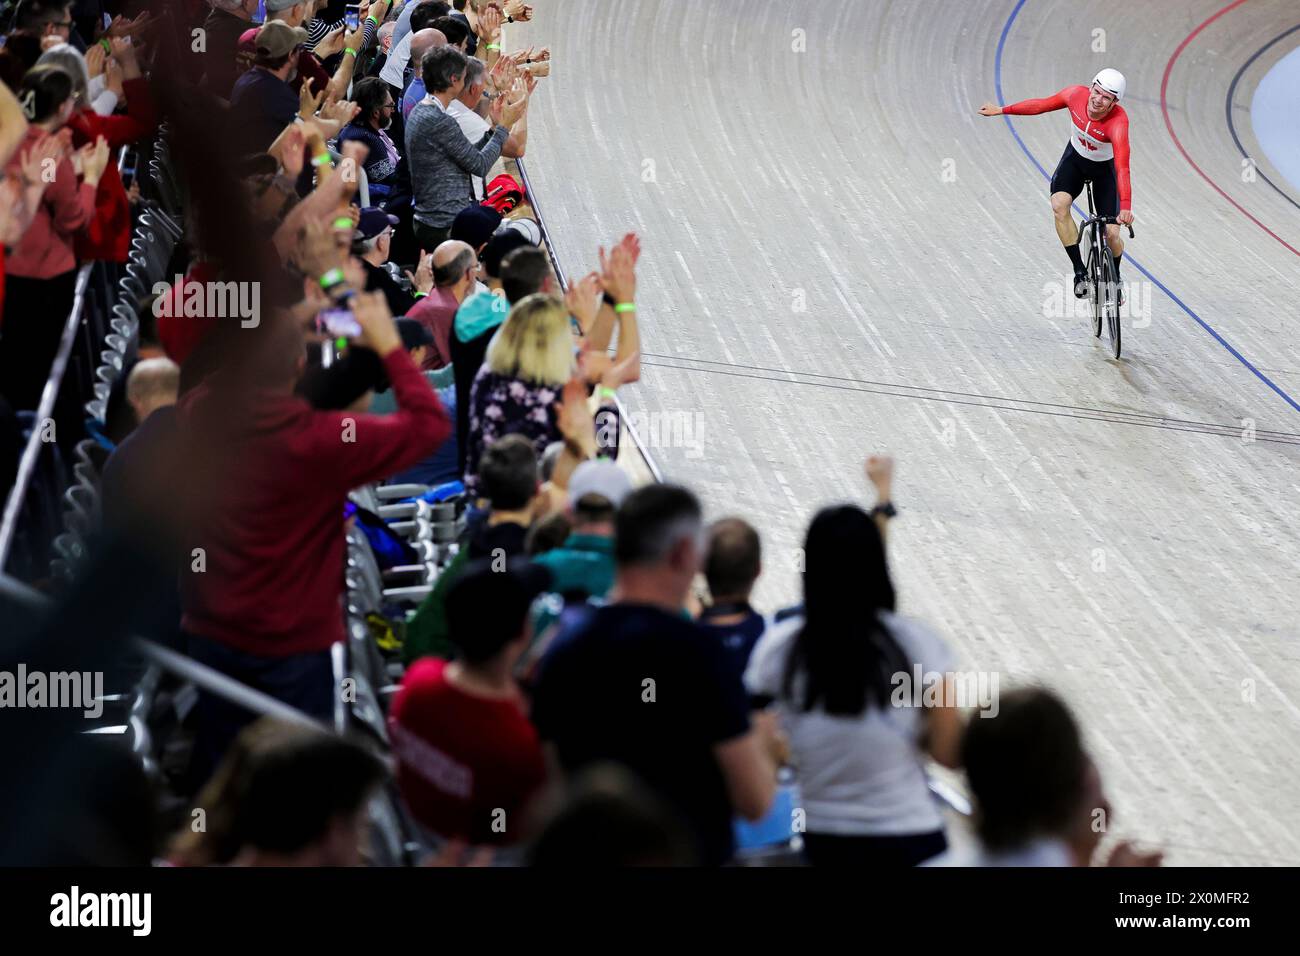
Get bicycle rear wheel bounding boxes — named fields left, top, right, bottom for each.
left=1101, top=249, right=1121, bottom=359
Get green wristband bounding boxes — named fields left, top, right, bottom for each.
left=99, top=38, right=112, bottom=53
left=413, top=291, right=428, bottom=299
left=598, top=387, right=617, bottom=401
left=319, top=268, right=345, bottom=289
left=486, top=43, right=502, bottom=51
left=333, top=216, right=354, bottom=230
left=614, top=302, right=636, bottom=314
left=365, top=16, right=378, bottom=26
left=344, top=47, right=358, bottom=58
left=311, top=153, right=333, bottom=167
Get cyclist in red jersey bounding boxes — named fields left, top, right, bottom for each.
left=979, top=69, right=1134, bottom=300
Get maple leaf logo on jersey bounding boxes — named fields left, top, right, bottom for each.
left=1077, top=135, right=1098, bottom=151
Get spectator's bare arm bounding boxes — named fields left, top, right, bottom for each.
left=865, top=454, right=894, bottom=542
left=502, top=0, right=533, bottom=25
left=714, top=729, right=778, bottom=822
left=477, top=3, right=504, bottom=69
left=597, top=233, right=643, bottom=383
left=2, top=135, right=63, bottom=245
left=322, top=22, right=363, bottom=103
left=274, top=142, right=367, bottom=262
left=501, top=75, right=531, bottom=158
left=0, top=79, right=29, bottom=166
left=922, top=676, right=964, bottom=769
left=549, top=377, right=599, bottom=494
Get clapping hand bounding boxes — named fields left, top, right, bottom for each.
left=865, top=455, right=894, bottom=497
left=315, top=26, right=347, bottom=60
left=598, top=233, right=639, bottom=304
left=565, top=271, right=602, bottom=334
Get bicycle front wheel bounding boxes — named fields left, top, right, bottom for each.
left=1088, top=246, right=1103, bottom=338
left=1102, top=250, right=1122, bottom=359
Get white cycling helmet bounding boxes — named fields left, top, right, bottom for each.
left=1092, top=68, right=1126, bottom=101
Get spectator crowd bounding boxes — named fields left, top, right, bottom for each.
left=1, top=0, right=1161, bottom=869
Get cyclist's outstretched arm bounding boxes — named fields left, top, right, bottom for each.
left=1000, top=88, right=1072, bottom=115
left=979, top=92, right=1069, bottom=115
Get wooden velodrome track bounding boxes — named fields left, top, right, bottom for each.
left=515, top=1, right=1300, bottom=865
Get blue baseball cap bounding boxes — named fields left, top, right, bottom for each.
left=356, top=207, right=400, bottom=241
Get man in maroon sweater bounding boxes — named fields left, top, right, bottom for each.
left=179, top=292, right=450, bottom=781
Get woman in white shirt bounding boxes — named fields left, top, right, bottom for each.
left=745, top=503, right=963, bottom=867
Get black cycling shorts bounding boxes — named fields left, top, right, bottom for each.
left=1049, top=142, right=1119, bottom=217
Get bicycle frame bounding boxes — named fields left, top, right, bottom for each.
left=1079, top=180, right=1134, bottom=358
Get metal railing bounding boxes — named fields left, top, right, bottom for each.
left=514, top=157, right=665, bottom=485
left=0, top=265, right=95, bottom=575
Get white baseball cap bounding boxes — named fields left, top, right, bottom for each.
left=568, top=459, right=633, bottom=509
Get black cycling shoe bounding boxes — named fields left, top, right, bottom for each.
left=1073, top=269, right=1089, bottom=298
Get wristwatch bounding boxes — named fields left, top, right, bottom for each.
left=871, top=502, right=898, bottom=519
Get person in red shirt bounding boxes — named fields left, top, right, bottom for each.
left=0, top=65, right=108, bottom=413
left=979, top=69, right=1134, bottom=299
left=390, top=559, right=551, bottom=850
left=44, top=37, right=157, bottom=263
left=179, top=291, right=451, bottom=782
left=405, top=239, right=480, bottom=370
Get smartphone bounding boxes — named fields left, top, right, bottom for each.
left=252, top=0, right=266, bottom=24
left=318, top=308, right=361, bottom=339
left=344, top=4, right=361, bottom=30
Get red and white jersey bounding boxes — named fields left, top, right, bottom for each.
left=1003, top=85, right=1132, bottom=209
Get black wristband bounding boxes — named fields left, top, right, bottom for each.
left=871, top=502, right=897, bottom=519
left=602, top=291, right=618, bottom=308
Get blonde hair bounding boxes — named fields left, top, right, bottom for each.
left=486, top=293, right=574, bottom=387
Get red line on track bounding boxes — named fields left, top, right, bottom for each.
left=1161, top=0, right=1300, bottom=258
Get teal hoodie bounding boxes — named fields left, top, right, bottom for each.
left=454, top=291, right=510, bottom=343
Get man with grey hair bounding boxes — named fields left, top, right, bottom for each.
left=405, top=45, right=523, bottom=250
left=447, top=56, right=530, bottom=200
left=406, top=239, right=477, bottom=369
left=354, top=207, right=426, bottom=316
left=531, top=484, right=784, bottom=867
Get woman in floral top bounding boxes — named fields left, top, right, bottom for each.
left=464, top=293, right=574, bottom=495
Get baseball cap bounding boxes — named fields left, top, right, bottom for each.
left=255, top=20, right=309, bottom=60
left=568, top=459, right=633, bottom=509
left=395, top=317, right=434, bottom=352
left=237, top=27, right=260, bottom=54
left=451, top=203, right=502, bottom=249
left=445, top=559, right=554, bottom=662
left=504, top=217, right=542, bottom=246
left=480, top=230, right=531, bottom=278
left=356, top=207, right=399, bottom=241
